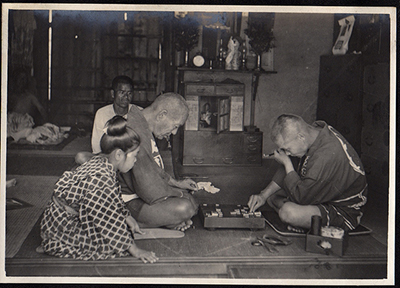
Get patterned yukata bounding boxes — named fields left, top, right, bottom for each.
left=40, top=156, right=134, bottom=260
left=272, top=121, right=368, bottom=231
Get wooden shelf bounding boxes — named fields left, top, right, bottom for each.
left=104, top=56, right=160, bottom=61
left=103, top=33, right=162, bottom=38
left=50, top=100, right=107, bottom=104
left=177, top=67, right=277, bottom=75
left=51, top=67, right=102, bottom=72
left=51, top=87, right=104, bottom=91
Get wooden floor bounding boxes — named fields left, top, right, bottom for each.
left=4, top=135, right=391, bottom=282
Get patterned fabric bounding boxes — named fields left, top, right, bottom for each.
left=40, top=156, right=134, bottom=260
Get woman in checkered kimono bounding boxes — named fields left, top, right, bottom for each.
left=38, top=116, right=158, bottom=263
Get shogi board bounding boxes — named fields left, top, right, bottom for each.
left=199, top=204, right=265, bottom=230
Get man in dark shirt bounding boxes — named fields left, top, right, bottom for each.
left=248, top=114, right=367, bottom=231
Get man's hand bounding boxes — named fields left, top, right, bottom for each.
left=272, top=149, right=290, bottom=165
left=273, top=150, right=295, bottom=174
left=175, top=178, right=199, bottom=191
left=248, top=194, right=267, bottom=213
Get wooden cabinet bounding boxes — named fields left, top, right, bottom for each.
left=184, top=82, right=244, bottom=133
left=317, top=54, right=364, bottom=155
left=317, top=56, right=389, bottom=194
left=176, top=68, right=267, bottom=166
left=182, top=80, right=262, bottom=166
left=361, top=63, right=389, bottom=194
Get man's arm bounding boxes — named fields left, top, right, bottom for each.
left=281, top=154, right=339, bottom=205
left=260, top=181, right=282, bottom=201
left=168, top=177, right=198, bottom=191
left=29, top=94, right=47, bottom=122
left=248, top=180, right=281, bottom=212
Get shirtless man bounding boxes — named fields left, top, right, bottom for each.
left=8, top=68, right=47, bottom=125
left=248, top=114, right=367, bottom=232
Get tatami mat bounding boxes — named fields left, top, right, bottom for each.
left=5, top=150, right=172, bottom=259
left=6, top=155, right=76, bottom=176
left=6, top=175, right=58, bottom=258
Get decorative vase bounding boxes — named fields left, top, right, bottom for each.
left=175, top=50, right=184, bottom=67
left=184, top=50, right=189, bottom=66
left=255, top=54, right=262, bottom=71
left=261, top=48, right=274, bottom=71
left=246, top=54, right=257, bottom=70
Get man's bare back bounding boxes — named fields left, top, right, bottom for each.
left=9, top=91, right=47, bottom=124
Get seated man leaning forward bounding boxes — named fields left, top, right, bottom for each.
left=77, top=84, right=198, bottom=232
left=248, top=114, right=367, bottom=232
left=118, top=92, right=198, bottom=232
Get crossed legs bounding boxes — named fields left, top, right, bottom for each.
left=267, top=189, right=321, bottom=229
left=75, top=152, right=199, bottom=231
left=127, top=192, right=198, bottom=231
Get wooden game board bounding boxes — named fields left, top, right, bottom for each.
left=199, top=204, right=265, bottom=230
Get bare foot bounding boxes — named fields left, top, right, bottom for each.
left=173, top=220, right=193, bottom=232
left=287, top=224, right=305, bottom=234
left=6, top=179, right=17, bottom=188
left=36, top=245, right=44, bottom=253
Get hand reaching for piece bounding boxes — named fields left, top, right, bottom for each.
left=247, top=194, right=266, bottom=213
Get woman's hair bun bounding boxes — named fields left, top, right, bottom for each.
left=100, top=115, right=140, bottom=154
left=105, top=116, right=127, bottom=137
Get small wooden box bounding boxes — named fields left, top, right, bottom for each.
left=305, top=233, right=347, bottom=256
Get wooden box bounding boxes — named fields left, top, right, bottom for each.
left=199, top=204, right=265, bottom=230
left=305, top=233, right=347, bottom=256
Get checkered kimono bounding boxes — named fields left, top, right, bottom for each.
left=40, top=156, right=133, bottom=260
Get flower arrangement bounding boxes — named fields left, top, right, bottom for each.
left=244, top=13, right=275, bottom=55
left=173, top=16, right=200, bottom=52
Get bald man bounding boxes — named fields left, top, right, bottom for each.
left=119, top=93, right=198, bottom=231
left=248, top=114, right=367, bottom=232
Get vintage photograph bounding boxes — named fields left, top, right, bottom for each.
left=1, top=4, right=395, bottom=285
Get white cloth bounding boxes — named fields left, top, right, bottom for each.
left=26, top=123, right=61, bottom=144
left=197, top=182, right=220, bottom=194
left=7, top=112, right=34, bottom=141
left=121, top=193, right=139, bottom=203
